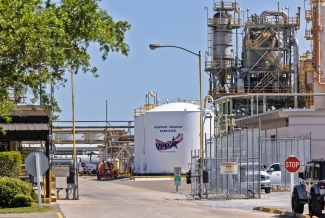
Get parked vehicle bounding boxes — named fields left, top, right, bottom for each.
left=292, top=159, right=325, bottom=217
left=265, top=163, right=282, bottom=185
left=238, top=163, right=271, bottom=193
left=238, top=162, right=281, bottom=193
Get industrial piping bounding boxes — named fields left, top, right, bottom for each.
left=292, top=32, right=299, bottom=108
left=316, top=0, right=325, bottom=85
left=204, top=95, right=214, bottom=108
left=260, top=10, right=288, bottom=23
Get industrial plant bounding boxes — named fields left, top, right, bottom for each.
left=2, top=0, right=325, bottom=202
left=135, top=0, right=325, bottom=189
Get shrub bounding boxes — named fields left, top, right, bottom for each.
left=11, top=194, right=34, bottom=207
left=0, top=177, right=36, bottom=208
left=0, top=151, right=22, bottom=177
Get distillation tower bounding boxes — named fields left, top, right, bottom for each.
left=299, top=0, right=325, bottom=108
left=205, top=1, right=301, bottom=134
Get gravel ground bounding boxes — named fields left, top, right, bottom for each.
left=193, top=192, right=293, bottom=211
left=183, top=191, right=317, bottom=217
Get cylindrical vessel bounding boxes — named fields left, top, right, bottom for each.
left=314, top=3, right=325, bottom=107
left=133, top=116, right=140, bottom=173
left=142, top=102, right=214, bottom=174
left=138, top=114, right=145, bottom=173
left=114, top=158, right=120, bottom=170
left=213, top=12, right=233, bottom=63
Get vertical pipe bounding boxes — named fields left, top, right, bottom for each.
left=105, top=100, right=108, bottom=161
left=316, top=0, right=325, bottom=86
left=252, top=128, right=255, bottom=196
left=215, top=136, right=218, bottom=193
left=285, top=140, right=287, bottom=190
left=251, top=96, right=254, bottom=115
left=258, top=118, right=261, bottom=198
left=226, top=132, right=229, bottom=198
left=292, top=32, right=299, bottom=108
left=256, top=95, right=258, bottom=114
left=239, top=129, right=242, bottom=194
left=246, top=129, right=249, bottom=198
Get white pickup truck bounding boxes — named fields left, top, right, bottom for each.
left=239, top=162, right=282, bottom=193
left=264, top=163, right=282, bottom=185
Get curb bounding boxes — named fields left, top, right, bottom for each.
left=253, top=206, right=319, bottom=218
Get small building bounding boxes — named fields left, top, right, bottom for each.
left=235, top=108, right=325, bottom=159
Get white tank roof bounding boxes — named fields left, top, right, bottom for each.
left=147, top=102, right=200, bottom=112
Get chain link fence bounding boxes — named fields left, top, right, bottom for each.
left=191, top=129, right=312, bottom=199
left=260, top=134, right=311, bottom=190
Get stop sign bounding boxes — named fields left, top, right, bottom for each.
left=285, top=156, right=300, bottom=173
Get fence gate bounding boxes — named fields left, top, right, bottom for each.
left=191, top=129, right=312, bottom=199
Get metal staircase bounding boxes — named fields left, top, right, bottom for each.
left=252, top=73, right=274, bottom=92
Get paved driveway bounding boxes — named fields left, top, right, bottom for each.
left=55, top=177, right=287, bottom=218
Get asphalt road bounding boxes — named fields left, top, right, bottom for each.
left=0, top=177, right=300, bottom=218
left=55, top=177, right=293, bottom=218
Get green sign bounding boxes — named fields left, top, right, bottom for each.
left=174, top=176, right=181, bottom=186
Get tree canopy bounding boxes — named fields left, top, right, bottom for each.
left=0, top=0, right=130, bottom=122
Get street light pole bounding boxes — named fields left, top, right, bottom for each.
left=71, top=66, right=78, bottom=200
left=149, top=44, right=203, bottom=198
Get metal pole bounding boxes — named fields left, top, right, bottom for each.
left=105, top=100, right=108, bottom=161
left=71, top=66, right=78, bottom=200
left=258, top=118, right=261, bottom=198
left=35, top=154, right=42, bottom=207
left=199, top=51, right=203, bottom=199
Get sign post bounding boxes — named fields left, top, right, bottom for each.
left=25, top=152, right=49, bottom=206
left=284, top=155, right=300, bottom=193
left=174, top=167, right=181, bottom=192
left=35, top=154, right=42, bottom=207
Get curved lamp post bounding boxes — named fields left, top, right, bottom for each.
left=149, top=44, right=203, bottom=198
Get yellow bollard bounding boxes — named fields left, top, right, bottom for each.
left=43, top=176, right=46, bottom=203
left=49, top=170, right=52, bottom=203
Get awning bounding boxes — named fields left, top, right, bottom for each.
left=0, top=123, right=49, bottom=131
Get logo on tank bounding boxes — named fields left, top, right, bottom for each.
left=155, top=133, right=183, bottom=151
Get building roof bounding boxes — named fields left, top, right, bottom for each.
left=0, top=123, right=49, bottom=131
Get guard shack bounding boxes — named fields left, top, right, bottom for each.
left=0, top=105, right=51, bottom=198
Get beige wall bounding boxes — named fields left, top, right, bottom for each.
left=289, top=116, right=325, bottom=159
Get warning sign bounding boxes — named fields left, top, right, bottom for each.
left=220, top=162, right=238, bottom=175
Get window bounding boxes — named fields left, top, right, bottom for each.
left=305, top=165, right=310, bottom=178
left=270, top=164, right=280, bottom=171
left=314, top=163, right=321, bottom=180
left=0, top=142, right=9, bottom=152
left=309, top=164, right=314, bottom=179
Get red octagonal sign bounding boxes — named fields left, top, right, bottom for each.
left=285, top=156, right=300, bottom=173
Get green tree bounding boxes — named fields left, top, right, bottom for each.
left=0, top=0, right=130, bottom=122
left=0, top=151, right=22, bottom=177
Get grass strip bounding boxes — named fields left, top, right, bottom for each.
left=0, top=204, right=56, bottom=214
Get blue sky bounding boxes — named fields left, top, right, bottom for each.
left=53, top=0, right=309, bottom=125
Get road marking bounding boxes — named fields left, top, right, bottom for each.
left=57, top=212, right=63, bottom=218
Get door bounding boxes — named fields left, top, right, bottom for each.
left=266, top=163, right=281, bottom=185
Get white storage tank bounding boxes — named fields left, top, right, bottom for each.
left=133, top=116, right=140, bottom=173
left=134, top=114, right=146, bottom=174
left=140, top=102, right=214, bottom=174
left=139, top=114, right=146, bottom=173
